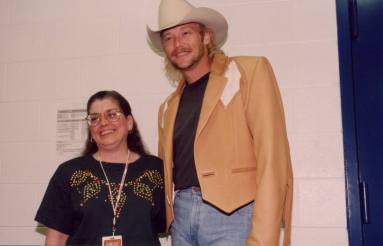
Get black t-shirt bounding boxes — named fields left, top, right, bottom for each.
left=173, top=72, right=209, bottom=190
left=35, top=154, right=165, bottom=246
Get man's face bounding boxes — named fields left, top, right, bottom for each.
left=161, top=23, right=210, bottom=71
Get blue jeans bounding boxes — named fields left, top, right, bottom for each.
left=171, top=187, right=254, bottom=246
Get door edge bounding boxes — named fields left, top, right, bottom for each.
left=336, top=0, right=363, bottom=245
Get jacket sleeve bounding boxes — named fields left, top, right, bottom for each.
left=242, top=57, right=293, bottom=246
left=157, top=104, right=165, bottom=160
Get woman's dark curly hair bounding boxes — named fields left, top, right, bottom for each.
left=82, top=90, right=149, bottom=156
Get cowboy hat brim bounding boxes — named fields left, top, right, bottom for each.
left=147, top=7, right=228, bottom=56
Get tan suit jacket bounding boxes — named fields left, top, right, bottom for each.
left=158, top=54, right=293, bottom=246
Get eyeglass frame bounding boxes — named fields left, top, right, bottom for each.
left=85, top=108, right=125, bottom=127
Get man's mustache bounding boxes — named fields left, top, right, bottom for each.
left=172, top=47, right=191, bottom=56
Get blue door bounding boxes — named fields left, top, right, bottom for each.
left=337, top=0, right=383, bottom=245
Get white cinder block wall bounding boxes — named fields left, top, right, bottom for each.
left=0, top=0, right=348, bottom=245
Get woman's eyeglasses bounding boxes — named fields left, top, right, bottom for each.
left=85, top=109, right=123, bottom=126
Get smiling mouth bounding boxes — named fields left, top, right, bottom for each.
left=100, top=130, right=115, bottom=136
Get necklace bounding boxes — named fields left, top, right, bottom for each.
left=97, top=150, right=131, bottom=236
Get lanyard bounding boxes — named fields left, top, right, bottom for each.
left=98, top=151, right=130, bottom=236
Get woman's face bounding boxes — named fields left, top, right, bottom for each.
left=88, top=98, right=133, bottom=152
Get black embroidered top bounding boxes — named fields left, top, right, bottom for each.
left=35, top=154, right=165, bottom=246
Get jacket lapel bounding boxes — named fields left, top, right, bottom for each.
left=162, top=81, right=184, bottom=169
left=196, top=54, right=230, bottom=138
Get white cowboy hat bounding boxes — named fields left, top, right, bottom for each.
left=146, top=0, right=228, bottom=56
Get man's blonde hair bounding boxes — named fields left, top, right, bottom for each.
left=163, top=24, right=225, bottom=86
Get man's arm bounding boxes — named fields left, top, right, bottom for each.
left=240, top=57, right=293, bottom=246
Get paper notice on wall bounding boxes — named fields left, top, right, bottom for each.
left=56, top=107, right=88, bottom=158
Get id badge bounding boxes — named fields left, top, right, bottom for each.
left=102, top=235, right=122, bottom=246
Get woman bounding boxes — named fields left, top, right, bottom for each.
left=35, top=91, right=165, bottom=246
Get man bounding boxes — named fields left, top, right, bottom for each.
left=147, top=0, right=293, bottom=245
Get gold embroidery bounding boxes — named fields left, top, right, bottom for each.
left=69, top=169, right=163, bottom=212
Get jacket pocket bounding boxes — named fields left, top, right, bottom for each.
left=231, top=166, right=256, bottom=173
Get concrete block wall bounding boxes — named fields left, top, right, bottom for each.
left=0, top=0, right=348, bottom=245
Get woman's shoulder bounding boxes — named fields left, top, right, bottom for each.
left=46, top=155, right=94, bottom=187
left=59, top=155, right=92, bottom=166
left=56, top=155, right=94, bottom=174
